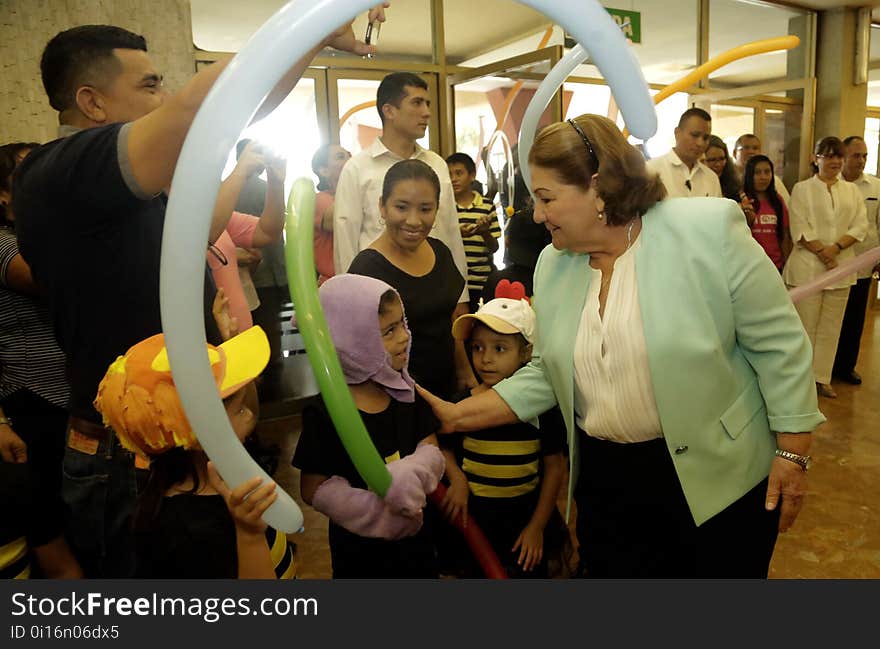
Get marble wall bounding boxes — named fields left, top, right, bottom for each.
left=0, top=0, right=195, bottom=143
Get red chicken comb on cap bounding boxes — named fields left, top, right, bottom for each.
left=494, top=279, right=529, bottom=303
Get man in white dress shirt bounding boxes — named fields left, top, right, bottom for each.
left=332, top=72, right=468, bottom=304
left=833, top=135, right=880, bottom=385
left=646, top=107, right=721, bottom=199
left=733, top=133, right=791, bottom=205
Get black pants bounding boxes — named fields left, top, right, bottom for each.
left=0, top=389, right=68, bottom=548
left=574, top=432, right=779, bottom=578
left=833, top=276, right=871, bottom=376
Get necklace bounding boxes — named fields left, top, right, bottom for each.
left=625, top=218, right=638, bottom=250
left=599, top=218, right=640, bottom=292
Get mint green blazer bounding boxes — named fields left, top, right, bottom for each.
left=494, top=198, right=825, bottom=525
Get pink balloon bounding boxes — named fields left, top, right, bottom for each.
left=788, top=247, right=880, bottom=303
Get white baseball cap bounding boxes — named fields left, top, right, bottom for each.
left=452, top=298, right=536, bottom=343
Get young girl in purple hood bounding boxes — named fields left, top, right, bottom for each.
left=291, top=274, right=446, bottom=578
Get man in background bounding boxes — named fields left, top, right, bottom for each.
left=833, top=135, right=880, bottom=385
left=646, top=107, right=721, bottom=199
left=332, top=71, right=468, bottom=307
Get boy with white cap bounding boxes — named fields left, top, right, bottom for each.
left=439, top=286, right=566, bottom=577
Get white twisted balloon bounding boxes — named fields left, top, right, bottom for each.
left=160, top=0, right=657, bottom=534
left=517, top=43, right=589, bottom=193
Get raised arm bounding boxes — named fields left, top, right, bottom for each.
left=251, top=154, right=287, bottom=248
left=126, top=13, right=385, bottom=196
left=209, top=141, right=267, bottom=243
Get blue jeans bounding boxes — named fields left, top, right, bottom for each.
left=61, top=420, right=138, bottom=578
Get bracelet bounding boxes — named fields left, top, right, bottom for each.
left=833, top=242, right=842, bottom=252
left=0, top=416, right=13, bottom=428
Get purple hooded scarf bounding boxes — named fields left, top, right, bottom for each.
left=298, top=274, right=415, bottom=402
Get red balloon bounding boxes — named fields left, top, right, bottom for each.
left=429, top=484, right=508, bottom=579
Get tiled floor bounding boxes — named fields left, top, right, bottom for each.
left=258, top=305, right=880, bottom=579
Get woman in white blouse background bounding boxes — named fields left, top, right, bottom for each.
left=783, top=137, right=868, bottom=399
left=419, top=114, right=824, bottom=578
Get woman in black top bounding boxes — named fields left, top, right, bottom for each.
left=349, top=160, right=467, bottom=398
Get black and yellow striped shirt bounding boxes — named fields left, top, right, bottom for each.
left=456, top=193, right=501, bottom=293
left=450, top=395, right=567, bottom=499
left=0, top=536, right=31, bottom=579
left=266, top=527, right=297, bottom=580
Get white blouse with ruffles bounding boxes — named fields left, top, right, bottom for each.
left=573, top=237, right=664, bottom=443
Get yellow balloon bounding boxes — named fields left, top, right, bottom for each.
left=652, top=35, right=801, bottom=107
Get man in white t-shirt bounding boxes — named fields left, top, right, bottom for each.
left=646, top=107, right=721, bottom=199
left=733, top=133, right=791, bottom=205
left=332, top=72, right=468, bottom=305
left=833, top=135, right=880, bottom=385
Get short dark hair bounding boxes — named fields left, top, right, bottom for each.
left=376, top=72, right=428, bottom=124
left=843, top=135, right=865, bottom=147
left=445, top=152, right=476, bottom=176
left=677, top=107, right=711, bottom=128
left=814, top=136, right=844, bottom=158
left=810, top=136, right=844, bottom=174
left=706, top=135, right=741, bottom=201
left=381, top=159, right=440, bottom=205
left=734, top=133, right=760, bottom=151
left=378, top=289, right=400, bottom=315
left=41, top=25, right=147, bottom=112
left=0, top=142, right=39, bottom=225
left=311, top=144, right=334, bottom=191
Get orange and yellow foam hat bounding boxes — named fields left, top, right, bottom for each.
left=94, top=326, right=269, bottom=457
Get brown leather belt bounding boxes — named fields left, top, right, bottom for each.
left=68, top=415, right=113, bottom=440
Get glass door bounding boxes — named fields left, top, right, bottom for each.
left=697, top=79, right=814, bottom=186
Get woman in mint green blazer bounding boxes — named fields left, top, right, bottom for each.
left=419, top=114, right=824, bottom=578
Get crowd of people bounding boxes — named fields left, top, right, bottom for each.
left=1, top=5, right=878, bottom=580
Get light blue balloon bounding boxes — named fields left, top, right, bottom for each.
left=518, top=43, right=589, bottom=193
left=160, top=0, right=656, bottom=535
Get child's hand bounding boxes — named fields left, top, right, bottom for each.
left=208, top=461, right=276, bottom=538
left=212, top=288, right=239, bottom=342
left=0, top=423, right=26, bottom=463
left=472, top=214, right=493, bottom=234
left=440, top=476, right=469, bottom=527
left=512, top=522, right=544, bottom=572
left=384, top=460, right=426, bottom=518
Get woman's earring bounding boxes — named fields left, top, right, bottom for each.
left=597, top=211, right=604, bottom=220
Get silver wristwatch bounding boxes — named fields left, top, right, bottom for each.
left=775, top=448, right=812, bottom=471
